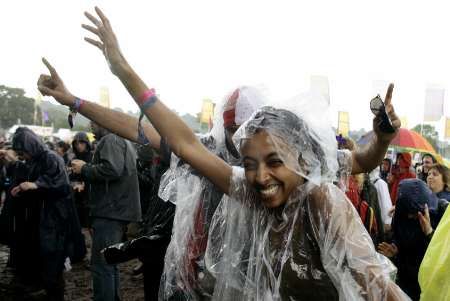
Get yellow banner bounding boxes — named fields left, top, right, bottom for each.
left=99, top=87, right=110, bottom=108
left=200, top=99, right=215, bottom=124
left=400, top=116, right=408, bottom=129
left=337, top=111, right=349, bottom=136
left=445, top=118, right=450, bottom=139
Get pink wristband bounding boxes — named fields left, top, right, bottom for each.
left=137, top=89, right=156, bottom=106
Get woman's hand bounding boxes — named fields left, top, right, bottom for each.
left=418, top=204, right=433, bottom=236
left=82, top=7, right=129, bottom=77
left=0, top=149, right=18, bottom=163
left=71, top=159, right=86, bottom=174
left=11, top=182, right=38, bottom=197
left=37, top=58, right=76, bottom=106
left=72, top=182, right=85, bottom=193
left=378, top=242, right=398, bottom=258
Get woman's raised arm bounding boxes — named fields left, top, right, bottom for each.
left=38, top=7, right=232, bottom=194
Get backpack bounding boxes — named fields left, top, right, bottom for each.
left=345, top=175, right=384, bottom=245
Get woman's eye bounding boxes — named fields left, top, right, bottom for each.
left=268, top=160, right=283, bottom=167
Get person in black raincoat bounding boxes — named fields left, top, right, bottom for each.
left=0, top=144, right=30, bottom=276
left=10, top=127, right=85, bottom=301
left=378, top=179, right=445, bottom=300
left=70, top=131, right=93, bottom=228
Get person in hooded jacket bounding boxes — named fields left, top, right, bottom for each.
left=0, top=144, right=34, bottom=283
left=69, top=131, right=93, bottom=228
left=70, top=122, right=141, bottom=301
left=389, top=153, right=416, bottom=205
left=378, top=179, right=445, bottom=300
left=9, top=127, right=85, bottom=301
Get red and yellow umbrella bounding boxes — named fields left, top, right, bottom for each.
left=390, top=128, right=436, bottom=153
left=357, top=128, right=436, bottom=153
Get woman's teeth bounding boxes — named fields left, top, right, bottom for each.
left=260, top=185, right=279, bottom=197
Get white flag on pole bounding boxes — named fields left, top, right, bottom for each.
left=424, top=87, right=445, bottom=122
left=310, top=75, right=330, bottom=105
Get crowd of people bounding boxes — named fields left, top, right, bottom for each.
left=0, top=6, right=449, bottom=301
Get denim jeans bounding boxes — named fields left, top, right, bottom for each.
left=91, top=218, right=127, bottom=301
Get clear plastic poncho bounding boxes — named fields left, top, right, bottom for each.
left=204, top=93, right=410, bottom=300
left=158, top=86, right=268, bottom=300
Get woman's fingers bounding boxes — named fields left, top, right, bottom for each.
left=378, top=242, right=389, bottom=252
left=84, top=37, right=104, bottom=52
left=84, top=11, right=102, bottom=27
left=384, top=83, right=394, bottom=107
left=418, top=211, right=426, bottom=228
left=38, top=84, right=53, bottom=96
left=82, top=24, right=101, bottom=36
left=378, top=242, right=396, bottom=256
left=11, top=186, right=21, bottom=197
left=424, top=203, right=430, bottom=220
left=37, top=74, right=51, bottom=86
left=95, top=7, right=111, bottom=30
left=42, top=57, right=60, bottom=79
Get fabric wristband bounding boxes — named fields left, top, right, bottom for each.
left=137, top=89, right=156, bottom=106
left=137, top=89, right=158, bottom=112
left=72, top=97, right=86, bottom=112
left=140, top=96, right=158, bottom=111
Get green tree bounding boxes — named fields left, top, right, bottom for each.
left=0, top=85, right=41, bottom=129
left=412, top=124, right=439, bottom=151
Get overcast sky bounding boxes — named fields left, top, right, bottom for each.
left=2, top=0, right=450, bottom=133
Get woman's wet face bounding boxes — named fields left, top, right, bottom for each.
left=427, top=168, right=444, bottom=193
left=241, top=130, right=303, bottom=208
